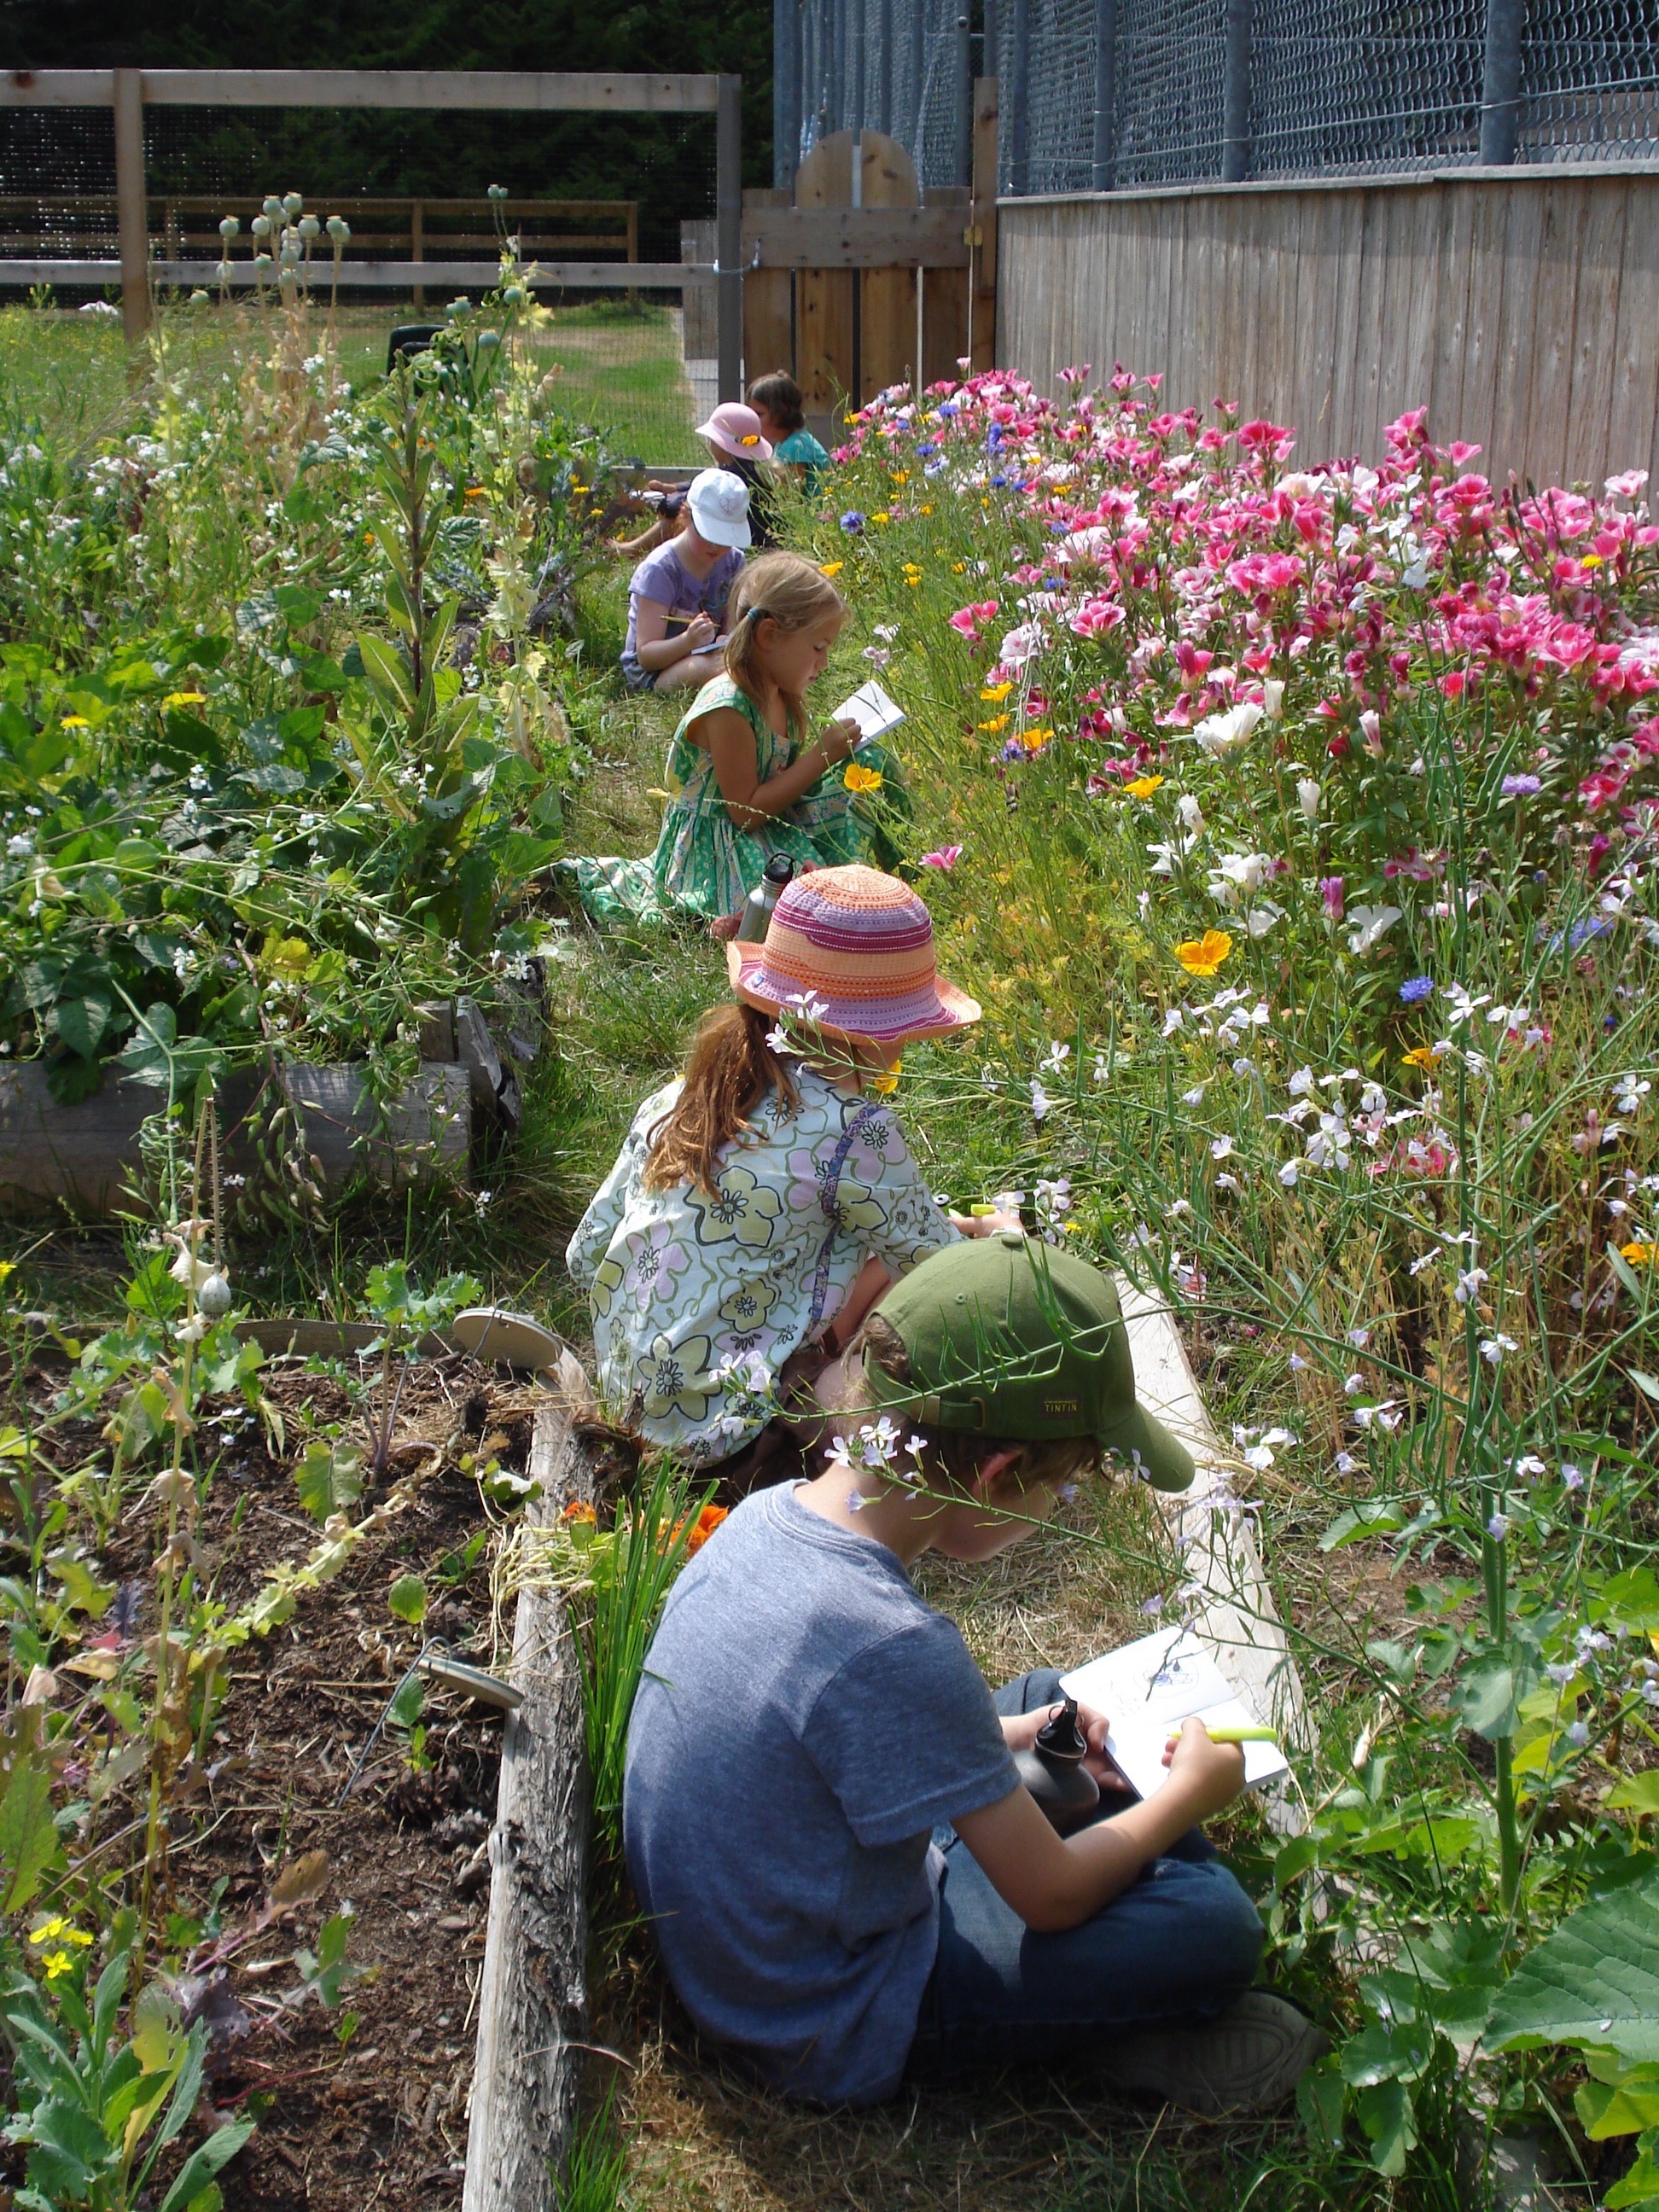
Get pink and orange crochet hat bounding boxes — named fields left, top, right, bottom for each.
left=726, top=864, right=981, bottom=1046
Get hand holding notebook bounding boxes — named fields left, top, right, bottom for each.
left=1059, top=1624, right=1289, bottom=1803
left=834, top=678, right=906, bottom=745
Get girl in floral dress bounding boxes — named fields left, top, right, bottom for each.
left=566, top=865, right=1017, bottom=1475
left=650, top=551, right=905, bottom=919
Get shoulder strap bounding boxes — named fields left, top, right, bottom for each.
left=806, top=1100, right=882, bottom=1333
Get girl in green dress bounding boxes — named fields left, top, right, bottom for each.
left=652, top=550, right=904, bottom=920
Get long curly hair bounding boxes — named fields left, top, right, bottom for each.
left=643, top=1002, right=800, bottom=1196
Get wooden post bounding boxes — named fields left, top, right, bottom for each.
left=716, top=73, right=744, bottom=400
left=1221, top=0, right=1253, bottom=183
left=112, top=67, right=149, bottom=342
left=1091, top=0, right=1117, bottom=191
left=463, top=1405, right=592, bottom=2212
left=410, top=196, right=425, bottom=311
left=1480, top=0, right=1525, bottom=166
left=969, top=77, right=998, bottom=373
left=626, top=201, right=639, bottom=264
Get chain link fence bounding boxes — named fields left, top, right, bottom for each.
left=777, top=0, right=1659, bottom=193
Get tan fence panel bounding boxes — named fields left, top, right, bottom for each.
left=997, top=166, right=1659, bottom=491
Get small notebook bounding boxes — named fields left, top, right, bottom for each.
left=1059, top=1624, right=1290, bottom=1803
left=835, top=678, right=906, bottom=745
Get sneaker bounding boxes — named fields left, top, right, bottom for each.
left=1097, top=1992, right=1329, bottom=2116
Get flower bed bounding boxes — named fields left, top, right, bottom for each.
left=806, top=370, right=1659, bottom=2196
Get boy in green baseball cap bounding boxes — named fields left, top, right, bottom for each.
left=624, top=1235, right=1324, bottom=2113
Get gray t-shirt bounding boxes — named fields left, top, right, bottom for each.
left=624, top=1483, right=1018, bottom=2105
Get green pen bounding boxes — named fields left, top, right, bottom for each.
left=1167, top=1723, right=1279, bottom=1745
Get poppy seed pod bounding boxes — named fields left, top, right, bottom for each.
left=475, top=328, right=500, bottom=350
left=215, top=260, right=233, bottom=282
left=298, top=215, right=319, bottom=241
left=196, top=1272, right=233, bottom=1319
left=283, top=191, right=303, bottom=218
left=262, top=196, right=282, bottom=221
left=487, top=183, right=507, bottom=201
left=254, top=253, right=273, bottom=273
left=326, top=217, right=350, bottom=243
left=503, top=283, right=526, bottom=308
left=218, top=216, right=239, bottom=239
left=251, top=215, right=271, bottom=238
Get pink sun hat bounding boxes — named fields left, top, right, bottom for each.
left=696, top=399, right=774, bottom=463
left=727, top=864, right=981, bottom=1046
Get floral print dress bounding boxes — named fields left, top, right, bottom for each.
left=566, top=1062, right=958, bottom=1464
left=650, top=674, right=898, bottom=918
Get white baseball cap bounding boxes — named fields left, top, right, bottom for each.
left=685, top=467, right=752, bottom=550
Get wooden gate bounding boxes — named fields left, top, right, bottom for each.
left=741, top=81, right=998, bottom=439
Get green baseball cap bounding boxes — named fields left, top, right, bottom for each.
left=863, top=1232, right=1196, bottom=1493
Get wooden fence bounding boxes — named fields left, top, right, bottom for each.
left=996, top=162, right=1659, bottom=492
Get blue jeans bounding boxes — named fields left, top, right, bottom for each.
left=905, top=1670, right=1265, bottom=2081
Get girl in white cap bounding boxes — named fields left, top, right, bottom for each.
left=620, top=468, right=752, bottom=696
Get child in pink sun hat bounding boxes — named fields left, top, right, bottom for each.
left=695, top=400, right=779, bottom=545
left=567, top=865, right=1018, bottom=1478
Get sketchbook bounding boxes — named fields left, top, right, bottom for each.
left=835, top=678, right=906, bottom=744
left=1059, top=1624, right=1290, bottom=1803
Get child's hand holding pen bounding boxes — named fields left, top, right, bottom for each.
left=819, top=717, right=861, bottom=765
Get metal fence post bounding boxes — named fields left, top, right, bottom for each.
left=876, top=0, right=893, bottom=135
left=1479, top=0, right=1525, bottom=164
left=1091, top=0, right=1116, bottom=189
left=113, top=67, right=150, bottom=343
left=776, top=0, right=801, bottom=187
left=716, top=73, right=743, bottom=401
left=955, top=3, right=973, bottom=183
left=1009, top=0, right=1029, bottom=193
left=1221, top=0, right=1253, bottom=182
left=849, top=0, right=865, bottom=132
left=908, top=0, right=925, bottom=171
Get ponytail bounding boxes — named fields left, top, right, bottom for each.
left=643, top=1002, right=800, bottom=1196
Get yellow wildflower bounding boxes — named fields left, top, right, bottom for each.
left=1174, top=929, right=1234, bottom=977
left=844, top=762, right=884, bottom=794
left=43, top=1950, right=77, bottom=1981
left=60, top=715, right=89, bottom=730
left=952, top=560, right=966, bottom=573
left=1124, top=775, right=1165, bottom=799
left=29, top=1918, right=90, bottom=1949
left=1017, top=725, right=1053, bottom=754
left=819, top=560, right=844, bottom=578
left=1401, top=1044, right=1444, bottom=1070
left=918, top=504, right=934, bottom=515
left=871, top=511, right=890, bottom=525
left=1621, top=1242, right=1656, bottom=1266
left=163, top=690, right=206, bottom=710
left=464, top=485, right=489, bottom=498
left=978, top=714, right=1009, bottom=733
left=890, top=469, right=909, bottom=485
left=981, top=681, right=1013, bottom=701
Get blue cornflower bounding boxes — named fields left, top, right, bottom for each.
left=989, top=473, right=1007, bottom=488
left=839, top=510, right=865, bottom=533
left=1399, top=975, right=1435, bottom=1004
left=937, top=399, right=958, bottom=417
left=915, top=438, right=937, bottom=457
left=986, top=422, right=1004, bottom=452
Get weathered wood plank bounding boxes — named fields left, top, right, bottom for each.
left=857, top=133, right=923, bottom=400
left=993, top=170, right=1659, bottom=491
left=280, top=1062, right=471, bottom=1187
left=746, top=206, right=966, bottom=270
left=0, top=69, right=721, bottom=112
left=463, top=1402, right=592, bottom=2212
left=0, top=259, right=696, bottom=291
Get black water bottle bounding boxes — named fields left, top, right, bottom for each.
left=1012, top=1696, right=1102, bottom=1834
left=736, top=853, right=795, bottom=943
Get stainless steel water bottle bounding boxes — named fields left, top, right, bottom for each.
left=735, top=854, right=795, bottom=943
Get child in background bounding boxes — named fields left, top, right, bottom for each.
left=749, top=370, right=830, bottom=492
left=694, top=401, right=780, bottom=546
left=620, top=469, right=750, bottom=696
left=566, top=864, right=1021, bottom=1478
left=647, top=549, right=886, bottom=917
left=626, top=1232, right=1327, bottom=2112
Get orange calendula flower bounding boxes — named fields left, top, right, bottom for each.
left=981, top=681, right=1013, bottom=701
left=672, top=1503, right=729, bottom=1556
left=819, top=561, right=844, bottom=578
left=1017, top=725, right=1053, bottom=754
left=844, top=762, right=884, bottom=794
left=1621, top=1242, right=1656, bottom=1266
left=1174, top=929, right=1234, bottom=977
left=1124, top=775, right=1165, bottom=799
left=562, top=1499, right=597, bottom=1525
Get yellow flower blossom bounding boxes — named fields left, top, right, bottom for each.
left=981, top=681, right=1013, bottom=701
left=952, top=560, right=966, bottom=573
left=1401, top=1044, right=1445, bottom=1070
left=844, top=762, right=884, bottom=794
left=870, top=511, right=890, bottom=525
left=818, top=561, right=844, bottom=578
left=1017, top=725, right=1053, bottom=754
left=889, top=469, right=909, bottom=484
left=60, top=715, right=89, bottom=730
left=1622, top=1242, right=1656, bottom=1266
left=1174, top=929, right=1234, bottom=977
left=43, top=1950, right=77, bottom=1980
left=163, top=690, right=206, bottom=709
left=1124, top=775, right=1165, bottom=799
left=978, top=714, right=1009, bottom=733
left=30, top=1918, right=90, bottom=1949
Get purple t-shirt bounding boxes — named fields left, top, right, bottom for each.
left=624, top=539, right=746, bottom=666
